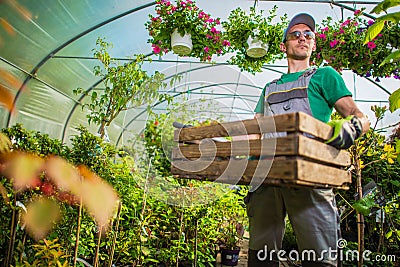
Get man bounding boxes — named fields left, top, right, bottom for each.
left=247, top=13, right=370, bottom=266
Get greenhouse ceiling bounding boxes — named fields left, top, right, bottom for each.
left=0, top=0, right=399, bottom=147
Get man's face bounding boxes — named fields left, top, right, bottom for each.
left=280, top=23, right=316, bottom=60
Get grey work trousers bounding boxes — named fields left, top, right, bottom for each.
left=246, top=185, right=340, bottom=266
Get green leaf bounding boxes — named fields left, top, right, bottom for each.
left=375, top=11, right=400, bottom=23
left=386, top=230, right=393, bottom=239
left=389, top=88, right=400, bottom=112
left=364, top=20, right=385, bottom=44
left=371, top=0, right=400, bottom=14
left=379, top=50, right=400, bottom=67
left=352, top=197, right=375, bottom=216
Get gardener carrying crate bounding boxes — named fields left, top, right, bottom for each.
left=246, top=13, right=370, bottom=266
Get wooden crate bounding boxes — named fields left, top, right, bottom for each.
left=171, top=112, right=351, bottom=189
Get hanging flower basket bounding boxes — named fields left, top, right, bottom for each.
left=145, top=0, right=230, bottom=62
left=222, top=6, right=288, bottom=74
left=171, top=28, right=193, bottom=56
left=310, top=8, right=400, bottom=80
left=246, top=33, right=268, bottom=58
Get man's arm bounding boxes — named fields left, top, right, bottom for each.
left=334, top=96, right=370, bottom=134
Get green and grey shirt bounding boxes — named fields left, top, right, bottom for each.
left=254, top=66, right=352, bottom=123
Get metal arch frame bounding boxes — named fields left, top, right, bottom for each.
left=61, top=59, right=264, bottom=142
left=114, top=82, right=262, bottom=146
left=2, top=0, right=394, bottom=145
left=6, top=1, right=156, bottom=127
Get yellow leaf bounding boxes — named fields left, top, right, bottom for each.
left=0, top=151, right=44, bottom=191
left=45, top=156, right=81, bottom=194
left=22, top=197, right=61, bottom=240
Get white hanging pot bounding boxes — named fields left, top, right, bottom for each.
left=171, top=28, right=193, bottom=56
left=246, top=35, right=268, bottom=58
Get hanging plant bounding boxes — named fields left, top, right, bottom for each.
left=311, top=9, right=400, bottom=80
left=222, top=6, right=288, bottom=74
left=145, top=0, right=230, bottom=62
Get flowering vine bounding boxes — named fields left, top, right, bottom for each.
left=311, top=9, right=400, bottom=80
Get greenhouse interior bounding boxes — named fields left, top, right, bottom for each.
left=0, top=0, right=399, bottom=266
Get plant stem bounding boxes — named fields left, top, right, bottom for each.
left=73, top=197, right=83, bottom=267
left=93, top=226, right=102, bottom=267
left=353, top=145, right=364, bottom=267
left=108, top=201, right=122, bottom=267
left=5, top=194, right=17, bottom=267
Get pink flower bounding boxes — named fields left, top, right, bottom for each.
left=339, top=29, right=345, bottom=34
left=204, top=46, right=209, bottom=53
left=368, top=20, right=374, bottom=25
left=341, top=20, right=351, bottom=27
left=210, top=27, right=217, bottom=33
left=215, top=19, right=220, bottom=25
left=354, top=10, right=361, bottom=15
left=319, top=33, right=326, bottom=40
left=223, top=40, right=230, bottom=46
left=367, top=41, right=376, bottom=50
left=329, top=39, right=339, bottom=48
left=207, top=18, right=214, bottom=23
left=322, top=27, right=329, bottom=32
left=153, top=45, right=161, bottom=54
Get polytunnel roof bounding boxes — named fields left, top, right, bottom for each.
left=0, top=0, right=399, bottom=147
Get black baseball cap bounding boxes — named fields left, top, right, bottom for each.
left=282, top=13, right=315, bottom=42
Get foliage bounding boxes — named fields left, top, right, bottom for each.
left=338, top=105, right=400, bottom=265
left=16, top=239, right=71, bottom=267
left=145, top=0, right=230, bottom=61
left=73, top=37, right=170, bottom=138
left=365, top=0, right=400, bottom=68
left=389, top=88, right=400, bottom=113
left=222, top=6, right=288, bottom=74
left=214, top=187, right=247, bottom=250
left=311, top=9, right=400, bottom=80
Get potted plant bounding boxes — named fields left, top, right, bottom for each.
left=311, top=8, right=400, bottom=80
left=217, top=219, right=245, bottom=266
left=222, top=6, right=288, bottom=74
left=145, top=0, right=230, bottom=62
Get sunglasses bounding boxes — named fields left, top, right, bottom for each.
left=285, top=30, right=315, bottom=41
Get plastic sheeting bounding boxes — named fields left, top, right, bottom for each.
left=0, top=0, right=398, bottom=147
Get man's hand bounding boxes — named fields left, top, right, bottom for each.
left=325, top=116, right=363, bottom=149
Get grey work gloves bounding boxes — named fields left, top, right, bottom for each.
left=325, top=116, right=363, bottom=149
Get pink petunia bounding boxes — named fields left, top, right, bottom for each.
left=354, top=10, right=361, bottom=15
left=322, top=27, right=329, bottom=32
left=341, top=20, right=351, bottom=27
left=211, top=27, right=217, bottom=33
left=223, top=40, right=231, bottom=46
left=329, top=39, right=339, bottom=48
left=318, top=33, right=326, bottom=40
left=367, top=41, right=376, bottom=50
left=204, top=46, right=210, bottom=53
left=153, top=45, right=161, bottom=54
left=368, top=20, right=374, bottom=25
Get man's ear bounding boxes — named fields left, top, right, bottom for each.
left=280, top=42, right=286, bottom=52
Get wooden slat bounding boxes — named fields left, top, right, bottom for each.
left=171, top=158, right=350, bottom=187
left=174, top=113, right=298, bottom=142
left=297, top=135, right=350, bottom=166
left=297, top=112, right=333, bottom=140
left=172, top=135, right=350, bottom=166
left=172, top=136, right=296, bottom=159
left=174, top=112, right=334, bottom=142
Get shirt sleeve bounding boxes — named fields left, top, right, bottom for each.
left=315, top=67, right=352, bottom=106
left=254, top=85, right=267, bottom=114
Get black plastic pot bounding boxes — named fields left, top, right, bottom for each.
left=220, top=248, right=240, bottom=266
